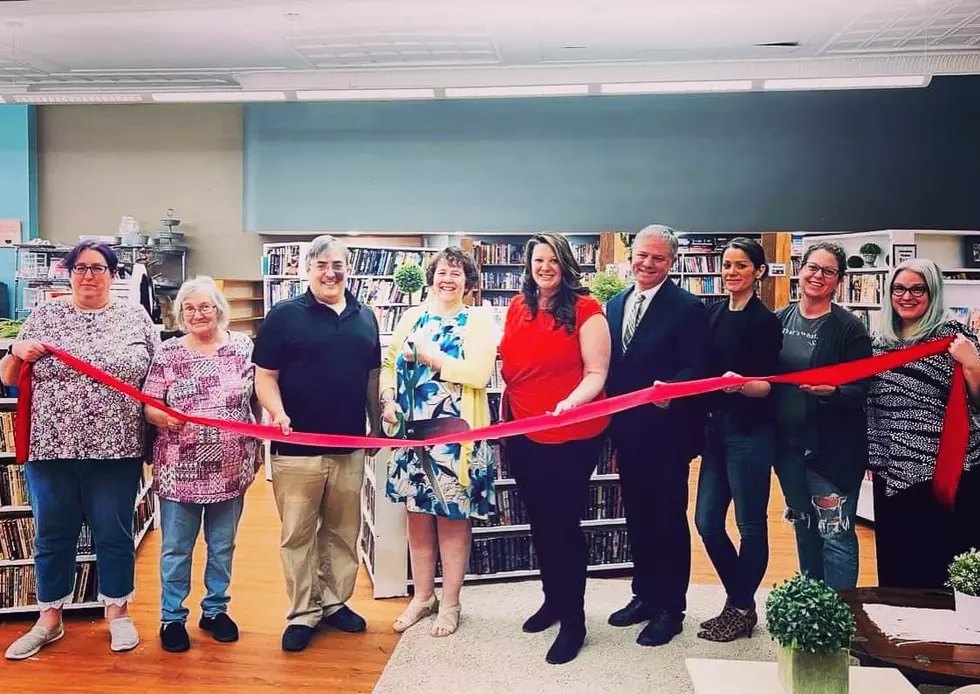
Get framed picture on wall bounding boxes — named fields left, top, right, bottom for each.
left=893, top=244, right=917, bottom=266
left=963, top=237, right=980, bottom=269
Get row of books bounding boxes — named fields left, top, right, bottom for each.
left=423, top=527, right=634, bottom=578
left=0, top=464, right=27, bottom=507
left=0, top=518, right=95, bottom=561
left=675, top=254, right=722, bottom=274
left=471, top=483, right=625, bottom=528
left=481, top=271, right=523, bottom=291
left=478, top=242, right=598, bottom=267
left=360, top=518, right=375, bottom=574
left=264, top=278, right=307, bottom=312
left=0, top=563, right=98, bottom=609
left=837, top=274, right=883, bottom=305
left=375, top=306, right=409, bottom=334
left=681, top=276, right=724, bottom=295
left=677, top=235, right=727, bottom=254
left=348, top=277, right=415, bottom=306
left=347, top=249, right=433, bottom=277
left=0, top=412, right=16, bottom=455
left=262, top=244, right=303, bottom=276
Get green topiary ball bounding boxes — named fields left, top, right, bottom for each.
left=394, top=262, right=425, bottom=295
left=765, top=573, right=855, bottom=655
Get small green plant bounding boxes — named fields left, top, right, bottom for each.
left=948, top=548, right=980, bottom=597
left=587, top=270, right=627, bottom=304
left=766, top=574, right=855, bottom=655
left=394, top=262, right=425, bottom=296
left=859, top=242, right=881, bottom=256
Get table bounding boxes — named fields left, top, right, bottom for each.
left=685, top=658, right=917, bottom=693
left=840, top=587, right=980, bottom=687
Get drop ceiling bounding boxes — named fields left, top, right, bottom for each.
left=0, top=0, right=978, bottom=101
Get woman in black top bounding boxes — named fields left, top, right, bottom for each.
left=694, top=237, right=782, bottom=643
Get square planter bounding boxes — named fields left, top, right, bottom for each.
left=954, top=590, right=980, bottom=632
left=777, top=645, right=849, bottom=694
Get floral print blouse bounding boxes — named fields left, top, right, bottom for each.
left=142, top=331, right=258, bottom=504
left=17, top=299, right=159, bottom=462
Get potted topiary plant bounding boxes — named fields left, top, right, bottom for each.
left=394, top=262, right=425, bottom=306
left=859, top=242, right=881, bottom=267
left=586, top=270, right=627, bottom=305
left=766, top=573, right=855, bottom=694
left=948, top=547, right=980, bottom=632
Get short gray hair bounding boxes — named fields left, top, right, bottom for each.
left=306, top=234, right=348, bottom=270
left=634, top=224, right=680, bottom=259
left=874, top=258, right=948, bottom=348
left=175, top=275, right=230, bottom=332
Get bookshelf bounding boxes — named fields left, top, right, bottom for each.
left=214, top=279, right=264, bottom=338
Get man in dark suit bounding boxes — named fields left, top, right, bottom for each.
left=605, top=224, right=711, bottom=647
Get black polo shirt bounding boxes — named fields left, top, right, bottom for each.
left=253, top=288, right=381, bottom=456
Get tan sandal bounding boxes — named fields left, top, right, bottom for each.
left=430, top=603, right=460, bottom=637
left=393, top=595, right=438, bottom=633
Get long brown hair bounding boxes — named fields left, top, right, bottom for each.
left=520, top=233, right=590, bottom=333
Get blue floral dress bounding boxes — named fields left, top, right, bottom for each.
left=384, top=308, right=497, bottom=520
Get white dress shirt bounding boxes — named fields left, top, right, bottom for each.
left=622, top=279, right=666, bottom=345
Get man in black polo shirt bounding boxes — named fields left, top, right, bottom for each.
left=254, top=234, right=382, bottom=653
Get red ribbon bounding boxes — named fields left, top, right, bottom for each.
left=14, top=337, right=968, bottom=508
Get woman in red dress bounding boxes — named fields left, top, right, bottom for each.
left=498, top=232, right=611, bottom=666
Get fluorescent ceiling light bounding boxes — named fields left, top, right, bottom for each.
left=296, top=88, right=436, bottom=101
left=11, top=93, right=145, bottom=104
left=762, top=75, right=930, bottom=90
left=600, top=80, right=754, bottom=95
left=150, top=91, right=287, bottom=103
left=444, top=84, right=589, bottom=98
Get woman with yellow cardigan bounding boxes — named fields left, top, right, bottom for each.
left=380, top=247, right=498, bottom=638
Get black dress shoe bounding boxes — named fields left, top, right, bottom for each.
left=608, top=596, right=657, bottom=627
left=160, top=622, right=190, bottom=653
left=282, top=624, right=316, bottom=652
left=522, top=602, right=560, bottom=633
left=637, top=613, right=684, bottom=647
left=321, top=605, right=367, bottom=633
left=199, top=613, right=239, bottom=642
left=545, top=624, right=586, bottom=665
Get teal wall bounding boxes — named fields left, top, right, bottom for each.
left=0, top=105, right=37, bottom=317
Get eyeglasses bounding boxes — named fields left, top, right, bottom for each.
left=182, top=304, right=216, bottom=316
left=891, top=284, right=929, bottom=298
left=802, top=262, right=840, bottom=279
left=71, top=264, right=109, bottom=276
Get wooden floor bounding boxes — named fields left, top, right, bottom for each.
left=0, top=461, right=877, bottom=692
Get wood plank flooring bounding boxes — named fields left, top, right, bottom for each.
left=0, top=461, right=877, bottom=691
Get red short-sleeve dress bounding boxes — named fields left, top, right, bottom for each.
left=498, top=293, right=610, bottom=444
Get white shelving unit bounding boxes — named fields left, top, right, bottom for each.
left=801, top=229, right=980, bottom=523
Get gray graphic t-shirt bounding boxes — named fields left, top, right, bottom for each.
left=777, top=305, right=829, bottom=443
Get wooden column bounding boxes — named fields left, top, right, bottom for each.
left=460, top=236, right=479, bottom=306
left=760, top=232, right=793, bottom=311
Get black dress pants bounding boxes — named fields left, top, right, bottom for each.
left=507, top=432, right=605, bottom=625
left=618, top=447, right=692, bottom=617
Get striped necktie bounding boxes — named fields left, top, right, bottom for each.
left=623, top=292, right=645, bottom=349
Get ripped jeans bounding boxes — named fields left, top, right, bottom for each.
left=774, top=449, right=860, bottom=590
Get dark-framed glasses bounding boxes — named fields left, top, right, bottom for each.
left=802, top=262, right=840, bottom=279
left=71, top=264, right=109, bottom=276
left=891, top=284, right=928, bottom=298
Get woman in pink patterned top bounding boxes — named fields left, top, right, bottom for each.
left=142, top=276, right=259, bottom=654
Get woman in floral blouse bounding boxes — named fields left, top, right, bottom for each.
left=1, top=240, right=159, bottom=660
left=381, top=247, right=497, bottom=638
left=142, top=276, right=259, bottom=653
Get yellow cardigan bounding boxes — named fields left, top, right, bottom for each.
left=380, top=303, right=497, bottom=487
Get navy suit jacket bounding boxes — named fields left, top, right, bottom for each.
left=606, top=279, right=712, bottom=462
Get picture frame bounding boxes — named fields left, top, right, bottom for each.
left=963, top=237, right=980, bottom=269
left=893, top=243, right=917, bottom=266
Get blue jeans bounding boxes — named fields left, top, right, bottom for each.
left=774, top=447, right=860, bottom=589
left=694, top=417, right=774, bottom=609
left=25, top=458, right=143, bottom=607
left=159, top=496, right=244, bottom=624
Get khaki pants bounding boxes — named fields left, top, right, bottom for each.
left=271, top=450, right=364, bottom=627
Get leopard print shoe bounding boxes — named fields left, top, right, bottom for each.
left=698, top=598, right=734, bottom=630
left=696, top=606, right=757, bottom=643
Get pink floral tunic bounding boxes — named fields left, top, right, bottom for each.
left=142, top=331, right=258, bottom=504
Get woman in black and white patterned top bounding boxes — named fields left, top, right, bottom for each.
left=868, top=258, right=980, bottom=589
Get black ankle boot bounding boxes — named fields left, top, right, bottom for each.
left=546, top=621, right=586, bottom=665
left=522, top=602, right=560, bottom=634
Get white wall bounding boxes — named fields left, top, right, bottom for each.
left=37, top=103, right=263, bottom=280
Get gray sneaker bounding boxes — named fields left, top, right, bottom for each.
left=4, top=623, right=65, bottom=660
left=109, top=616, right=140, bottom=652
